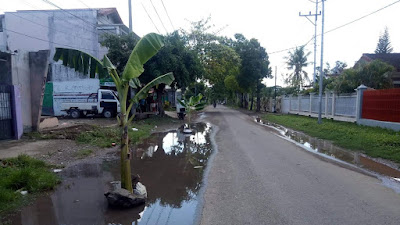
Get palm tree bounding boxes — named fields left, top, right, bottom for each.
left=285, top=45, right=311, bottom=90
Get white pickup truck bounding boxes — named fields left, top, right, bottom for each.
left=61, top=89, right=120, bottom=118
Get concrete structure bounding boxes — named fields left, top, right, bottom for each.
left=29, top=50, right=50, bottom=131
left=281, top=85, right=400, bottom=131
left=281, top=91, right=358, bottom=122
left=0, top=50, right=49, bottom=137
left=0, top=8, right=130, bottom=118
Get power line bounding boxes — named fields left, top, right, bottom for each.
left=269, top=0, right=400, bottom=55
left=141, top=2, right=161, bottom=33
left=2, top=10, right=94, bottom=42
left=160, top=0, right=175, bottom=30
left=3, top=27, right=96, bottom=52
left=76, top=0, right=91, bottom=9
left=41, top=0, right=116, bottom=36
left=269, top=37, right=314, bottom=55
left=42, top=0, right=97, bottom=27
left=18, top=0, right=108, bottom=37
left=324, top=0, right=400, bottom=35
left=149, top=0, right=168, bottom=33
left=307, top=0, right=321, bottom=3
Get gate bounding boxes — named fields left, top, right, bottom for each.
left=0, top=85, right=14, bottom=140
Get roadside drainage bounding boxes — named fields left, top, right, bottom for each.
left=7, top=123, right=213, bottom=225
left=254, top=117, right=400, bottom=193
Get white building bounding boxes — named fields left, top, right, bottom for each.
left=0, top=8, right=130, bottom=119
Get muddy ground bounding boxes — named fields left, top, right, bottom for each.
left=0, top=115, right=185, bottom=167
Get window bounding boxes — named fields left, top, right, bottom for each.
left=101, top=91, right=115, bottom=100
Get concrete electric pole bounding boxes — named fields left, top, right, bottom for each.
left=299, top=2, right=321, bottom=87
left=317, top=0, right=325, bottom=124
left=128, top=0, right=133, bottom=32
left=274, top=66, right=277, bottom=113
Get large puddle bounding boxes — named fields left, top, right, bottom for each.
left=255, top=117, right=400, bottom=192
left=8, top=123, right=213, bottom=225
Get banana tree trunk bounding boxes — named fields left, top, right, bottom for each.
left=120, top=93, right=133, bottom=193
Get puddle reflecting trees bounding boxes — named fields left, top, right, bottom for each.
left=8, top=123, right=213, bottom=225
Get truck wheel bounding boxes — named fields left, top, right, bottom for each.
left=103, top=109, right=113, bottom=118
left=70, top=109, right=80, bottom=119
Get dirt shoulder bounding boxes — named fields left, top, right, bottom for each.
left=0, top=115, right=184, bottom=167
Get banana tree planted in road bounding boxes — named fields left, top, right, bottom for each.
left=54, top=33, right=174, bottom=193
left=178, top=94, right=206, bottom=133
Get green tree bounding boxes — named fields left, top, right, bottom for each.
left=326, top=60, right=394, bottom=93
left=204, top=43, right=241, bottom=101
left=141, top=31, right=204, bottom=115
left=183, top=18, right=241, bottom=103
left=101, top=33, right=140, bottom=74
left=224, top=74, right=242, bottom=105
left=184, top=81, right=207, bottom=99
left=375, top=27, right=393, bottom=54
left=54, top=33, right=174, bottom=193
left=285, top=45, right=311, bottom=91
left=234, top=34, right=271, bottom=111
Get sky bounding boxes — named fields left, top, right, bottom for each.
left=2, top=0, right=400, bottom=87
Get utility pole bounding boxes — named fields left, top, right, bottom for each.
left=274, top=66, right=277, bottom=113
left=299, top=2, right=321, bottom=87
left=317, top=0, right=325, bottom=124
left=128, top=0, right=133, bottom=32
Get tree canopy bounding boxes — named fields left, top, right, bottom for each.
left=101, top=33, right=140, bottom=74
left=285, top=45, right=311, bottom=90
left=141, top=31, right=204, bottom=90
left=375, top=27, right=393, bottom=54
left=326, top=60, right=394, bottom=93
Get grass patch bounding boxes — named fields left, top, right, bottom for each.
left=262, top=114, right=400, bottom=163
left=76, top=126, right=119, bottom=148
left=75, top=149, right=93, bottom=158
left=0, top=155, right=60, bottom=215
left=26, top=116, right=179, bottom=148
left=76, top=116, right=179, bottom=147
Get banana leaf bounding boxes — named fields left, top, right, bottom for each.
left=122, top=33, right=164, bottom=81
left=53, top=48, right=109, bottom=79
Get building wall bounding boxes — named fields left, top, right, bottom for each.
left=0, top=52, right=12, bottom=84
left=4, top=12, right=50, bottom=52
left=11, top=50, right=32, bottom=131
left=4, top=10, right=100, bottom=83
left=0, top=32, right=5, bottom=52
left=2, top=9, right=126, bottom=120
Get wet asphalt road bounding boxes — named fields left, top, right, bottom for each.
left=200, top=106, right=400, bottom=225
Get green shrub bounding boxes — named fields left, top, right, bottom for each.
left=262, top=114, right=400, bottom=163
left=0, top=155, right=59, bottom=214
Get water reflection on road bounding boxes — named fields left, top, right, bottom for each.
left=8, top=123, right=213, bottom=225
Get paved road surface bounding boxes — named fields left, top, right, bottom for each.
left=200, top=106, right=400, bottom=225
